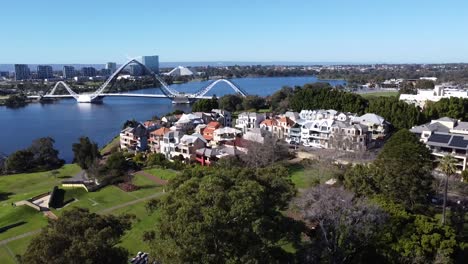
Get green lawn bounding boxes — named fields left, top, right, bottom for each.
left=101, top=136, right=120, bottom=155
left=143, top=168, right=178, bottom=181
left=0, top=164, right=81, bottom=240
left=0, top=165, right=170, bottom=260
left=360, top=91, right=399, bottom=98
left=288, top=162, right=344, bottom=189
left=113, top=202, right=159, bottom=255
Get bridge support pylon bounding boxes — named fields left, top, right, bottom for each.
left=172, top=96, right=190, bottom=104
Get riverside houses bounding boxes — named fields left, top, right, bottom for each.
left=118, top=108, right=390, bottom=165
left=411, top=117, right=468, bottom=172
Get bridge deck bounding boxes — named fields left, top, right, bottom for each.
left=28, top=93, right=212, bottom=100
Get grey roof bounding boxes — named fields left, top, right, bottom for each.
left=454, top=121, right=468, bottom=131
left=436, top=117, right=457, bottom=122
left=410, top=122, right=450, bottom=134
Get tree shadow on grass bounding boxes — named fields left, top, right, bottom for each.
left=0, top=221, right=26, bottom=233
left=0, top=192, right=14, bottom=201
left=136, top=184, right=157, bottom=190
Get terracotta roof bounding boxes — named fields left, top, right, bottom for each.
left=206, top=121, right=222, bottom=129
left=225, top=137, right=249, bottom=148
left=150, top=127, right=170, bottom=136
left=260, top=119, right=278, bottom=126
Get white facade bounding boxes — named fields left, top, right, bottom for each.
left=400, top=85, right=468, bottom=107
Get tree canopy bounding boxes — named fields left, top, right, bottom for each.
left=148, top=165, right=298, bottom=263
left=72, top=137, right=100, bottom=170
left=21, top=208, right=133, bottom=264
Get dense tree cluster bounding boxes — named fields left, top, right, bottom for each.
left=3, top=137, right=64, bottom=174
left=72, top=136, right=100, bottom=170
left=191, top=96, right=219, bottom=112
left=424, top=97, right=468, bottom=121
left=147, top=165, right=298, bottom=263
left=21, top=208, right=133, bottom=264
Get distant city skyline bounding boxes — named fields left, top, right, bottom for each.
left=2, top=0, right=468, bottom=64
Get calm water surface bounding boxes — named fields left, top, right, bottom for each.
left=0, top=76, right=344, bottom=162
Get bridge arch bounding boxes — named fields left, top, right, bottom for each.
left=190, top=79, right=248, bottom=98
left=46, top=58, right=248, bottom=102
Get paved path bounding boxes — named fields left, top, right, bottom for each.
left=0, top=230, right=41, bottom=245
left=43, top=210, right=58, bottom=220
left=134, top=171, right=169, bottom=186
left=98, top=192, right=164, bottom=214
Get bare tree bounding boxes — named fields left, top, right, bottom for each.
left=295, top=185, right=387, bottom=264
left=241, top=135, right=289, bottom=168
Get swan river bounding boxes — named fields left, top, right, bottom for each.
left=0, top=76, right=345, bottom=162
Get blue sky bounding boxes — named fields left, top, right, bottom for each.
left=2, top=0, right=468, bottom=64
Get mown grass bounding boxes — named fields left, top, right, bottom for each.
left=143, top=168, right=178, bottom=181
left=288, top=161, right=344, bottom=189
left=360, top=91, right=399, bottom=98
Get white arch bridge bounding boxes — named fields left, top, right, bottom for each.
left=30, top=58, right=248, bottom=103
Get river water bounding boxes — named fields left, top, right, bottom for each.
left=0, top=76, right=344, bottom=162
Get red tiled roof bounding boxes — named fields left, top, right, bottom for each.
left=150, top=127, right=170, bottom=136
left=260, top=119, right=278, bottom=126
left=206, top=121, right=221, bottom=129
left=225, top=137, right=249, bottom=148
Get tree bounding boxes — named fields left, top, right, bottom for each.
left=72, top=137, right=100, bottom=170
left=242, top=95, right=266, bottom=111
left=121, top=119, right=139, bottom=129
left=5, top=94, right=27, bottom=108
left=21, top=208, right=133, bottom=264
left=295, top=185, right=387, bottom=263
left=4, top=150, right=34, bottom=173
left=28, top=137, right=64, bottom=170
left=372, top=196, right=458, bottom=263
left=439, top=155, right=457, bottom=225
left=269, top=86, right=293, bottom=112
left=148, top=165, right=299, bottom=263
left=373, top=129, right=433, bottom=210
left=219, top=94, right=243, bottom=111
left=415, top=79, right=435, bottom=89
left=240, top=134, right=289, bottom=168
left=191, top=96, right=218, bottom=112
left=343, top=164, right=379, bottom=197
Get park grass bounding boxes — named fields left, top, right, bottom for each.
left=0, top=164, right=81, bottom=240
left=360, top=91, right=399, bottom=98
left=100, top=136, right=120, bottom=155
left=143, top=168, right=178, bottom=181
left=288, top=162, right=343, bottom=189
left=0, top=245, right=17, bottom=264
left=113, top=202, right=159, bottom=255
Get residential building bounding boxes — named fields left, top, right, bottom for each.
left=141, top=55, right=159, bottom=74
left=210, top=109, right=232, bottom=127
left=243, top=128, right=271, bottom=144
left=195, top=146, right=238, bottom=166
left=14, top=64, right=30, bottom=80
left=235, top=112, right=266, bottom=133
left=352, top=113, right=389, bottom=140
left=411, top=117, right=468, bottom=172
left=119, top=124, right=148, bottom=151
left=203, top=121, right=222, bottom=141
left=329, top=122, right=369, bottom=151
left=160, top=131, right=184, bottom=159
left=63, top=66, right=75, bottom=79
left=81, top=67, right=97, bottom=77
left=148, top=127, right=170, bottom=153
left=213, top=127, right=242, bottom=143
left=300, top=119, right=334, bottom=148
left=37, top=65, right=53, bottom=79
left=174, top=113, right=204, bottom=131
left=260, top=116, right=295, bottom=139
left=171, top=133, right=207, bottom=162
left=106, top=62, right=117, bottom=73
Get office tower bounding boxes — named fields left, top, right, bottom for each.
left=63, top=66, right=75, bottom=79
left=141, top=55, right=159, bottom=74
left=106, top=62, right=117, bottom=73
left=100, top=68, right=112, bottom=76
left=14, top=64, right=30, bottom=81
left=81, top=67, right=97, bottom=77
left=130, top=64, right=144, bottom=76
left=37, top=65, right=53, bottom=79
